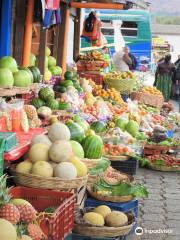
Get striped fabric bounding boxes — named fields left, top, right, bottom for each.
left=155, top=74, right=172, bottom=101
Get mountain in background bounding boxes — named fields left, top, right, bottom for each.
left=149, top=0, right=180, bottom=16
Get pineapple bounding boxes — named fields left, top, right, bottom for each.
left=17, top=204, right=37, bottom=223
left=0, top=175, right=20, bottom=224
left=27, top=223, right=44, bottom=240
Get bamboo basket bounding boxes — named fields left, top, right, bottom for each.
left=11, top=167, right=88, bottom=190
left=87, top=187, right=134, bottom=203
left=148, top=163, right=180, bottom=172
left=73, top=213, right=135, bottom=237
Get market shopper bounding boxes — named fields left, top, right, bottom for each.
left=174, top=60, right=180, bottom=112
left=123, top=46, right=137, bottom=70
left=154, top=54, right=175, bottom=102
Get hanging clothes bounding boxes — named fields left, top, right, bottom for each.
left=41, top=0, right=61, bottom=28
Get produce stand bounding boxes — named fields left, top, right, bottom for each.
left=0, top=1, right=180, bottom=239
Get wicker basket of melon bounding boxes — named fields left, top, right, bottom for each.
left=10, top=122, right=89, bottom=191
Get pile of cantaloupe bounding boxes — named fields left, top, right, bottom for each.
left=83, top=205, right=128, bottom=228
left=15, top=122, right=87, bottom=180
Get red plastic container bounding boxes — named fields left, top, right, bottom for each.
left=78, top=72, right=104, bottom=85
left=10, top=186, right=76, bottom=240
left=0, top=117, right=7, bottom=131
left=4, top=128, right=47, bottom=161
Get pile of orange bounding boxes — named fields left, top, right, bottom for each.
left=141, top=86, right=162, bottom=96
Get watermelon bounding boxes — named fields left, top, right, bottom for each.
left=62, top=80, right=73, bottom=87
left=29, top=53, right=36, bottom=67
left=70, top=140, right=84, bottom=158
left=0, top=68, right=14, bottom=88
left=39, top=87, right=55, bottom=101
left=28, top=66, right=41, bottom=83
left=18, top=67, right=33, bottom=83
left=59, top=102, right=71, bottom=110
left=82, top=134, right=103, bottom=159
left=48, top=56, right=56, bottom=67
left=47, top=99, right=59, bottom=110
left=64, top=71, right=73, bottom=80
left=49, top=66, right=62, bottom=76
left=116, top=118, right=128, bottom=131
left=58, top=86, right=67, bottom=93
left=90, top=121, right=106, bottom=133
left=31, top=98, right=45, bottom=108
left=13, top=70, right=32, bottom=87
left=66, top=120, right=85, bottom=143
left=0, top=56, right=18, bottom=73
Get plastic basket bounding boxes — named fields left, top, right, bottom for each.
left=85, top=198, right=138, bottom=218
left=10, top=186, right=76, bottom=240
left=110, top=157, right=139, bottom=175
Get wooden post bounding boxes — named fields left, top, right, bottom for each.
left=0, top=0, right=12, bottom=58
left=52, top=26, right=60, bottom=58
left=22, top=0, right=34, bottom=67
left=13, top=0, right=26, bottom=65
left=73, top=8, right=81, bottom=61
left=38, top=28, right=47, bottom=75
left=57, top=4, right=70, bottom=78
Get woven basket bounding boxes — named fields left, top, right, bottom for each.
left=104, top=155, right=129, bottom=161
left=87, top=187, right=134, bottom=203
left=11, top=168, right=88, bottom=190
left=131, top=92, right=164, bottom=108
left=82, top=158, right=102, bottom=169
left=105, top=78, right=135, bottom=94
left=13, top=86, right=31, bottom=94
left=73, top=213, right=135, bottom=237
left=0, top=88, right=16, bottom=97
left=148, top=163, right=180, bottom=172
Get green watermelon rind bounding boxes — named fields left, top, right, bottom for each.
left=66, top=121, right=85, bottom=143
left=82, top=135, right=103, bottom=159
left=31, top=98, right=45, bottom=108
left=90, top=121, right=106, bottom=133
left=39, top=87, right=55, bottom=101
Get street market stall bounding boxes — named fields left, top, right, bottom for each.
left=0, top=1, right=180, bottom=240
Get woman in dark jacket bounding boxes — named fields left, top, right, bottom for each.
left=174, top=60, right=180, bottom=112
left=154, top=54, right=175, bottom=102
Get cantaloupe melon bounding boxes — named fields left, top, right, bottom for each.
left=16, top=161, right=32, bottom=174
left=70, top=157, right=87, bottom=177
left=83, top=212, right=104, bottom=226
left=0, top=218, right=17, bottom=240
left=105, top=211, right=128, bottom=227
left=29, top=143, right=49, bottom=162
left=94, top=205, right=111, bottom=219
left=49, top=140, right=73, bottom=163
left=54, top=162, right=77, bottom=179
left=48, top=122, right=70, bottom=142
left=32, top=161, right=53, bottom=177
left=31, top=135, right=52, bottom=147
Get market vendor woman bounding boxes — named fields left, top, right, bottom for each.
left=154, top=54, right=175, bottom=102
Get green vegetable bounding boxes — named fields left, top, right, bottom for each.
left=93, top=179, right=149, bottom=198
left=89, top=158, right=110, bottom=175
left=44, top=206, right=57, bottom=213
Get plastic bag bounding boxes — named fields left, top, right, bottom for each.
left=0, top=99, right=24, bottom=131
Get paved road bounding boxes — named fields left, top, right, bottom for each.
left=127, top=168, right=180, bottom=240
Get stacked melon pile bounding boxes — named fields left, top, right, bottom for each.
left=16, top=120, right=104, bottom=179
left=15, top=122, right=88, bottom=179
left=0, top=56, right=41, bottom=88
left=30, top=47, right=62, bottom=83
